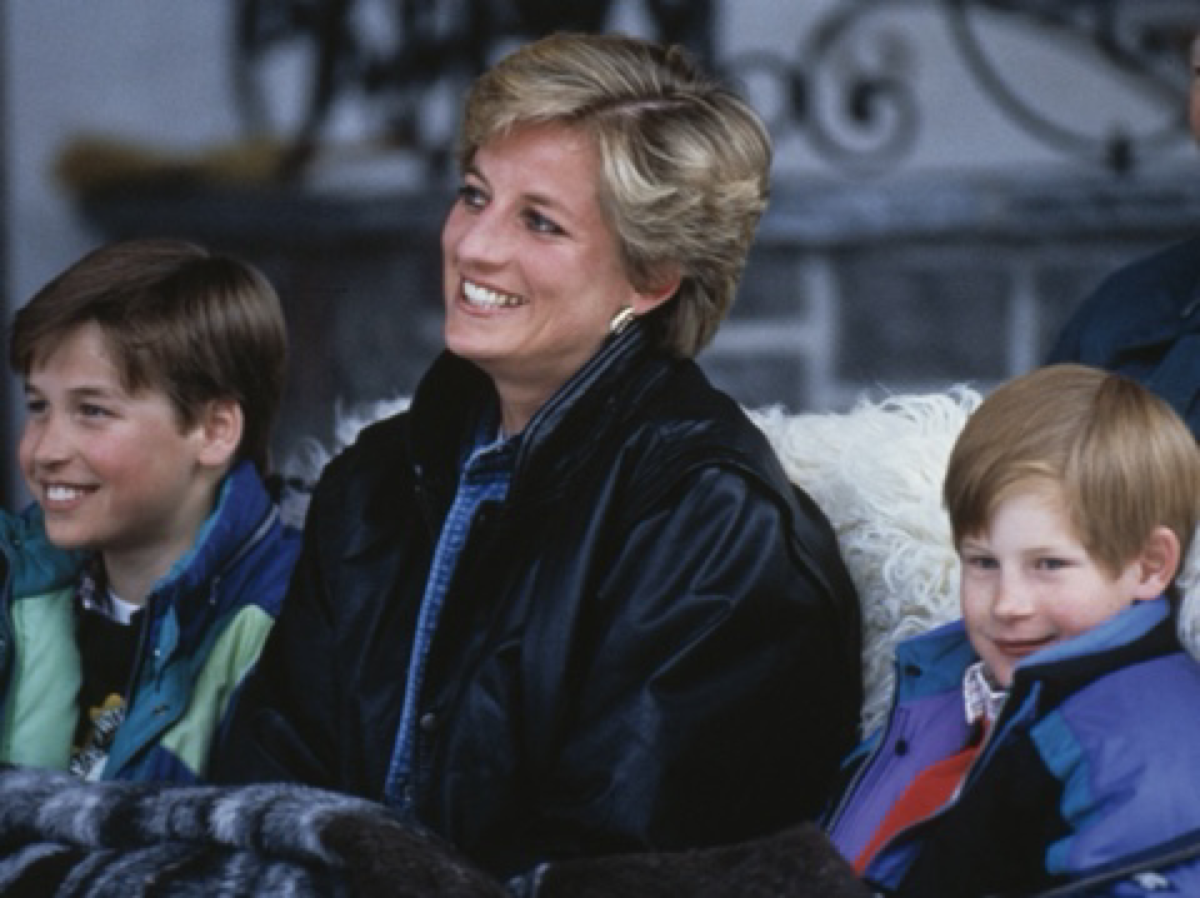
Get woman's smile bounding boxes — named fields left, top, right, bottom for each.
left=461, top=278, right=527, bottom=311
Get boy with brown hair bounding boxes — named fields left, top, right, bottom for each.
left=0, top=238, right=300, bottom=782
left=826, top=363, right=1200, bottom=896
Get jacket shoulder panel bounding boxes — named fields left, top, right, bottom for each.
left=0, top=507, right=84, bottom=600
left=156, top=603, right=277, bottom=778
left=1032, top=651, right=1200, bottom=876
left=0, top=586, right=79, bottom=768
left=1050, top=235, right=1200, bottom=358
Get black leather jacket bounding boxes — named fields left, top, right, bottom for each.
left=217, top=322, right=862, bottom=879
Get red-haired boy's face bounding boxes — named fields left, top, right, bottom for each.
left=957, top=487, right=1154, bottom=688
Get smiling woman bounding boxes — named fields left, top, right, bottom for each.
left=440, top=121, right=654, bottom=434
left=214, top=32, right=864, bottom=884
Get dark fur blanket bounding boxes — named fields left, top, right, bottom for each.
left=0, top=766, right=506, bottom=897
left=0, top=766, right=868, bottom=897
left=530, top=822, right=871, bottom=898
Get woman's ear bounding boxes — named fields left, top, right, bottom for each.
left=631, top=263, right=683, bottom=315
left=195, top=398, right=244, bottom=470
left=1131, top=525, right=1181, bottom=600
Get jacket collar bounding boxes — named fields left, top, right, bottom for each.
left=1008, top=597, right=1177, bottom=698
left=897, top=598, right=1178, bottom=707
left=150, top=460, right=278, bottom=637
left=409, top=318, right=670, bottom=507
left=1, top=506, right=88, bottom=602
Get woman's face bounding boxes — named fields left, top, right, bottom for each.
left=441, top=121, right=654, bottom=416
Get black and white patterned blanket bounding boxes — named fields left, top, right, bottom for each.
left=0, top=766, right=506, bottom=897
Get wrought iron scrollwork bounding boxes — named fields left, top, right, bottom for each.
left=944, top=0, right=1193, bottom=172
left=231, top=0, right=1196, bottom=181
left=723, top=0, right=925, bottom=177
left=232, top=0, right=713, bottom=178
left=724, top=0, right=1194, bottom=176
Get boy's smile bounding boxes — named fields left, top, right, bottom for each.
left=45, top=484, right=91, bottom=503
left=957, top=486, right=1158, bottom=688
left=40, top=483, right=98, bottom=515
left=19, top=322, right=219, bottom=602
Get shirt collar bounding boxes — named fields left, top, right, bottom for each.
left=963, top=661, right=1007, bottom=726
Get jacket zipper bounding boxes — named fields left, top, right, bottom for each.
left=857, top=687, right=1036, bottom=882
left=110, top=503, right=280, bottom=775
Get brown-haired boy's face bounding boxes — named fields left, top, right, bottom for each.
left=957, top=487, right=1154, bottom=687
left=18, top=322, right=216, bottom=601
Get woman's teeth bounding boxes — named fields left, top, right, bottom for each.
left=464, top=281, right=525, bottom=309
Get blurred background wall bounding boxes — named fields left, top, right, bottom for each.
left=3, top=0, right=1198, bottom=505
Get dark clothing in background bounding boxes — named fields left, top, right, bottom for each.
left=1047, top=234, right=1200, bottom=435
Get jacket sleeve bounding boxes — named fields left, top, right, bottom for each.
left=211, top=470, right=345, bottom=789
left=516, top=462, right=862, bottom=863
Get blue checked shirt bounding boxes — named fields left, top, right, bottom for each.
left=384, top=417, right=516, bottom=813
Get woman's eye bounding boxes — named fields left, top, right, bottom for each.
left=525, top=209, right=564, bottom=235
left=24, top=398, right=47, bottom=416
left=457, top=184, right=487, bottom=209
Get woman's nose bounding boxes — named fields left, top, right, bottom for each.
left=450, top=207, right=513, bottom=267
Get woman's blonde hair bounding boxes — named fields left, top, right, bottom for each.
left=944, top=364, right=1200, bottom=584
left=459, top=32, right=772, bottom=358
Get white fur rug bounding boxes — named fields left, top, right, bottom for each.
left=751, top=391, right=976, bottom=734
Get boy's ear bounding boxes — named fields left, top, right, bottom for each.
left=194, top=398, right=244, bottom=470
left=1131, top=525, right=1181, bottom=600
